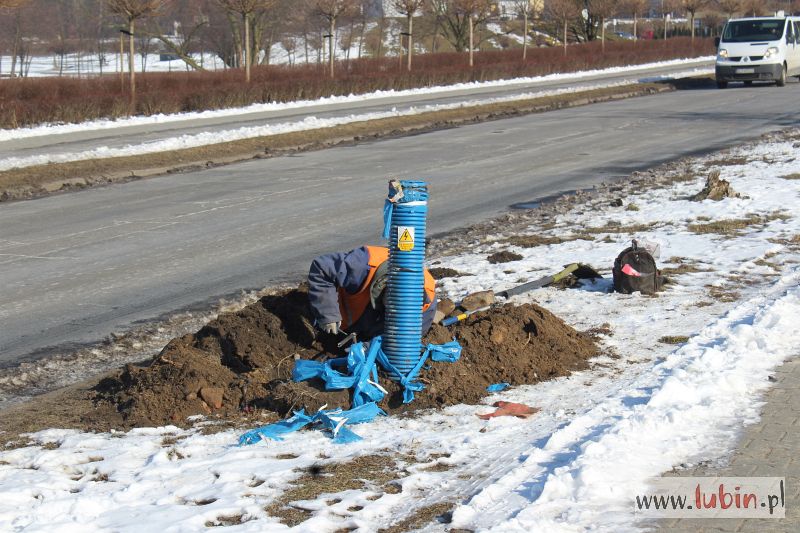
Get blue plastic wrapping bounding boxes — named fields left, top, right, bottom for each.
left=238, top=402, right=387, bottom=446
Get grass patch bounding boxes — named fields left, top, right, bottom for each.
left=660, top=257, right=710, bottom=276
left=264, top=454, right=409, bottom=527
left=502, top=235, right=565, bottom=247
left=780, top=173, right=800, bottom=180
left=378, top=502, right=455, bottom=533
left=704, top=156, right=749, bottom=167
left=706, top=285, right=740, bottom=302
left=688, top=218, right=757, bottom=235
left=658, top=335, right=690, bottom=344
left=688, top=212, right=790, bottom=235
left=769, top=234, right=800, bottom=247
left=0, top=83, right=671, bottom=202
left=579, top=220, right=661, bottom=235
left=688, top=215, right=761, bottom=235
left=417, top=461, right=453, bottom=473
left=276, top=453, right=299, bottom=460
left=205, top=514, right=248, bottom=527
left=626, top=203, right=640, bottom=211
left=584, top=323, right=613, bottom=340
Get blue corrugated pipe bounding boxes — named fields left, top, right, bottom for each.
left=382, top=180, right=428, bottom=379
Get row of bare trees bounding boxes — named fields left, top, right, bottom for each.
left=3, top=0, right=799, bottom=82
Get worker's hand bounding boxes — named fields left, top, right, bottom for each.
left=319, top=321, right=341, bottom=335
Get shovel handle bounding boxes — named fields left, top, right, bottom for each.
left=442, top=306, right=491, bottom=326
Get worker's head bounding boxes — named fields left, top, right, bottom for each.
left=369, top=260, right=389, bottom=310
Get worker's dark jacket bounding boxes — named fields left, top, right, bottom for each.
left=308, top=246, right=436, bottom=339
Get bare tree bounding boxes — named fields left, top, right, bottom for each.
left=216, top=0, right=274, bottom=81
left=679, top=0, right=708, bottom=41
left=621, top=0, right=648, bottom=41
left=715, top=0, right=740, bottom=18
left=738, top=0, right=765, bottom=16
left=107, top=0, right=166, bottom=109
left=546, top=0, right=580, bottom=56
left=427, top=0, right=492, bottom=65
left=0, top=0, right=29, bottom=77
left=309, top=0, right=358, bottom=78
left=513, top=0, right=536, bottom=60
left=591, top=0, right=620, bottom=51
left=393, top=0, right=424, bottom=71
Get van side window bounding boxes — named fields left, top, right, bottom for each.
left=795, top=21, right=800, bottom=43
left=786, top=21, right=793, bottom=43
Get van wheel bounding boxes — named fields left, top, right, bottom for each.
left=743, top=80, right=753, bottom=86
left=777, top=65, right=787, bottom=87
left=716, top=80, right=728, bottom=89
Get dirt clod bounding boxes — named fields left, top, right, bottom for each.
left=487, top=251, right=523, bottom=264
left=460, top=291, right=496, bottom=311
left=428, top=267, right=472, bottom=280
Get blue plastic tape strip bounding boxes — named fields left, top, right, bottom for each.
left=238, top=402, right=387, bottom=446
left=486, top=382, right=510, bottom=392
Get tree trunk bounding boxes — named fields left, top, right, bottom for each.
left=634, top=14, right=638, bottom=43
left=523, top=10, right=528, bottom=61
left=119, top=31, right=124, bottom=86
left=129, top=18, right=136, bottom=113
left=601, top=17, right=605, bottom=52
left=303, top=26, right=309, bottom=64
left=563, top=19, right=567, bottom=56
left=10, top=13, right=20, bottom=78
left=244, top=13, right=251, bottom=82
left=469, top=15, right=473, bottom=67
left=407, top=14, right=413, bottom=71
left=377, top=17, right=385, bottom=58
left=690, top=13, right=695, bottom=42
left=329, top=17, right=335, bottom=78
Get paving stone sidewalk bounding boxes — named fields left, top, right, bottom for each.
left=648, top=356, right=799, bottom=532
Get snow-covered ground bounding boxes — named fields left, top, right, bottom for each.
left=0, top=52, right=227, bottom=79
left=1, top=130, right=798, bottom=531
left=0, top=57, right=713, bottom=172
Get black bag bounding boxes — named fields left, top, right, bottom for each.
left=612, top=240, right=664, bottom=295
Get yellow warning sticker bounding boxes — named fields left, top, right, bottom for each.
left=398, top=226, right=415, bottom=251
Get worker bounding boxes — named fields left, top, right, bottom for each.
left=308, top=245, right=437, bottom=340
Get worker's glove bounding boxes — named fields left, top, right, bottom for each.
left=319, top=321, right=341, bottom=335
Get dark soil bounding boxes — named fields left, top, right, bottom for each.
left=487, top=251, right=524, bottom=264
left=428, top=267, right=473, bottom=280
left=91, top=286, right=597, bottom=428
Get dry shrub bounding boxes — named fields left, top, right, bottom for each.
left=0, top=37, right=712, bottom=129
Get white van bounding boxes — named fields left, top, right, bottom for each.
left=715, top=15, right=800, bottom=88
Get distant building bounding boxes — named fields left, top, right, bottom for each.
left=367, top=0, right=544, bottom=20
left=496, top=1, right=544, bottom=20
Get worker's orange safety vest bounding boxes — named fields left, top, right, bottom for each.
left=339, top=245, right=435, bottom=329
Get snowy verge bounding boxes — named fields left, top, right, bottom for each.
left=0, top=57, right=713, bottom=143
left=452, top=267, right=800, bottom=532
left=1, top=129, right=798, bottom=532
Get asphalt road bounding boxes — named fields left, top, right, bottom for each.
left=0, top=59, right=713, bottom=161
left=2, top=80, right=799, bottom=365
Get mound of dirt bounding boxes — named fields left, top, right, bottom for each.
left=94, top=287, right=597, bottom=428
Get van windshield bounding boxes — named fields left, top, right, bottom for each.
left=722, top=19, right=785, bottom=42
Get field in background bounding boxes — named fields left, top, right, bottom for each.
left=0, top=37, right=712, bottom=129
